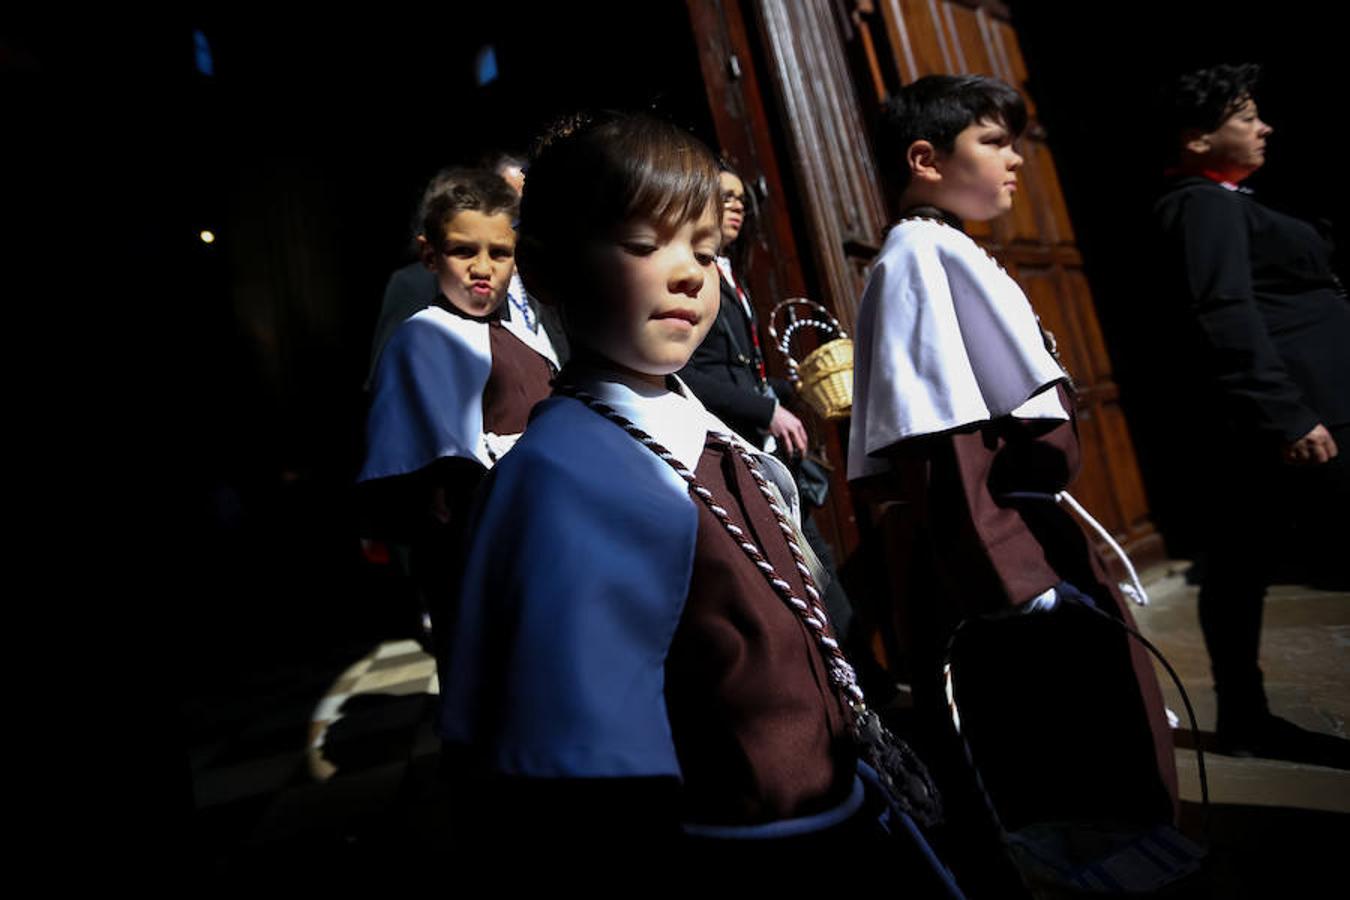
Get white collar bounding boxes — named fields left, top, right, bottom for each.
left=715, top=255, right=736, bottom=284
left=567, top=364, right=803, bottom=524
left=566, top=366, right=725, bottom=475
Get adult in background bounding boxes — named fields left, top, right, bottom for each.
left=1154, top=63, right=1349, bottom=763
left=678, top=159, right=855, bottom=643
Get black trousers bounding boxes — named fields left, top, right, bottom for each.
left=1198, top=423, right=1350, bottom=723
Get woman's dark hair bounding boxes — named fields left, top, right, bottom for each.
left=874, top=74, right=1028, bottom=192
left=1167, top=63, right=1262, bottom=139
left=418, top=168, right=519, bottom=249
left=516, top=111, right=721, bottom=306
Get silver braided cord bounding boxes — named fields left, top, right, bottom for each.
left=554, top=383, right=868, bottom=710
left=553, top=380, right=945, bottom=825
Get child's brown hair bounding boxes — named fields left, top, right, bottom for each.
left=516, top=112, right=720, bottom=310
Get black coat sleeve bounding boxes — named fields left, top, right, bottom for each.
left=679, top=307, right=778, bottom=431
left=768, top=375, right=795, bottom=405
left=679, top=362, right=777, bottom=430
left=1159, top=187, right=1319, bottom=443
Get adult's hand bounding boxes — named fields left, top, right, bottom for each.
left=769, top=404, right=808, bottom=457
left=1283, top=423, right=1339, bottom=465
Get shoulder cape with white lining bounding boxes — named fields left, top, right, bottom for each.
left=438, top=372, right=807, bottom=777
left=847, top=218, right=1068, bottom=481
left=359, top=305, right=494, bottom=481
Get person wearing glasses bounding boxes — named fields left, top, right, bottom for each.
left=678, top=161, right=807, bottom=456
left=679, top=159, right=858, bottom=656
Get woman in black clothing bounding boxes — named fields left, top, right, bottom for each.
left=678, top=161, right=807, bottom=454
left=1154, top=63, right=1349, bottom=764
left=678, top=159, right=857, bottom=646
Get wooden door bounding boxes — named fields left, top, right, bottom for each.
left=686, top=0, right=865, bottom=556
left=690, top=0, right=1161, bottom=566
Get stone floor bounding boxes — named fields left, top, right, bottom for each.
left=1129, top=564, right=1349, bottom=896
left=185, top=564, right=1348, bottom=893
left=1133, top=565, right=1348, bottom=809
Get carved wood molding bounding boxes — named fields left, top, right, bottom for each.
left=756, top=0, right=890, bottom=332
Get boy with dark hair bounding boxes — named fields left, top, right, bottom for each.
left=850, top=74, right=1179, bottom=887
left=872, top=74, right=1027, bottom=197
left=359, top=167, right=555, bottom=659
left=365, top=155, right=564, bottom=389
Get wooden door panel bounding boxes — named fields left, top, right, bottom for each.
left=1098, top=401, right=1153, bottom=538
left=883, top=0, right=956, bottom=78
left=1015, top=265, right=1089, bottom=385
left=691, top=0, right=1162, bottom=563
left=1071, top=406, right=1126, bottom=536
left=1006, top=139, right=1046, bottom=244
left=1064, top=269, right=1115, bottom=386
left=757, top=0, right=890, bottom=331
left=944, top=2, right=997, bottom=76
left=990, top=19, right=1036, bottom=116
left=1029, top=136, right=1075, bottom=244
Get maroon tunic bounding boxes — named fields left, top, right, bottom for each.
left=483, top=322, right=555, bottom=435
left=856, top=384, right=1179, bottom=828
left=664, top=438, right=856, bottom=826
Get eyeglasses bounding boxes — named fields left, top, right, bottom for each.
left=722, top=192, right=746, bottom=210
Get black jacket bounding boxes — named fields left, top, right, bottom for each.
left=1153, top=176, right=1350, bottom=443
left=680, top=274, right=792, bottom=443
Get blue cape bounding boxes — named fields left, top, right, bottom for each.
left=439, top=395, right=699, bottom=778
left=359, top=307, right=493, bottom=481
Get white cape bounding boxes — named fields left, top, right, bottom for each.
left=848, top=218, right=1068, bottom=480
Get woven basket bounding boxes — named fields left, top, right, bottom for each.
left=768, top=299, right=853, bottom=420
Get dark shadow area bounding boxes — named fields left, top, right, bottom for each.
left=6, top=6, right=715, bottom=881
left=190, top=688, right=445, bottom=883
left=1179, top=800, right=1350, bottom=899
left=319, top=692, right=434, bottom=775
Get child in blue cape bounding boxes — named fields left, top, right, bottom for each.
left=359, top=169, right=555, bottom=656
left=437, top=113, right=961, bottom=887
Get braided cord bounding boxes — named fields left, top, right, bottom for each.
left=553, top=382, right=948, bottom=824
left=555, top=383, right=867, bottom=711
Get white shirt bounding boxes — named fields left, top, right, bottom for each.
left=502, top=271, right=560, bottom=368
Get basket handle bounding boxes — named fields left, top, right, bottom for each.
left=767, top=299, right=848, bottom=367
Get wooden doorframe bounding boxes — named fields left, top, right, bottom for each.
left=686, top=0, right=863, bottom=559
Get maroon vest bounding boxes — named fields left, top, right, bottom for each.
left=664, top=438, right=855, bottom=825
left=483, top=322, right=554, bottom=434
